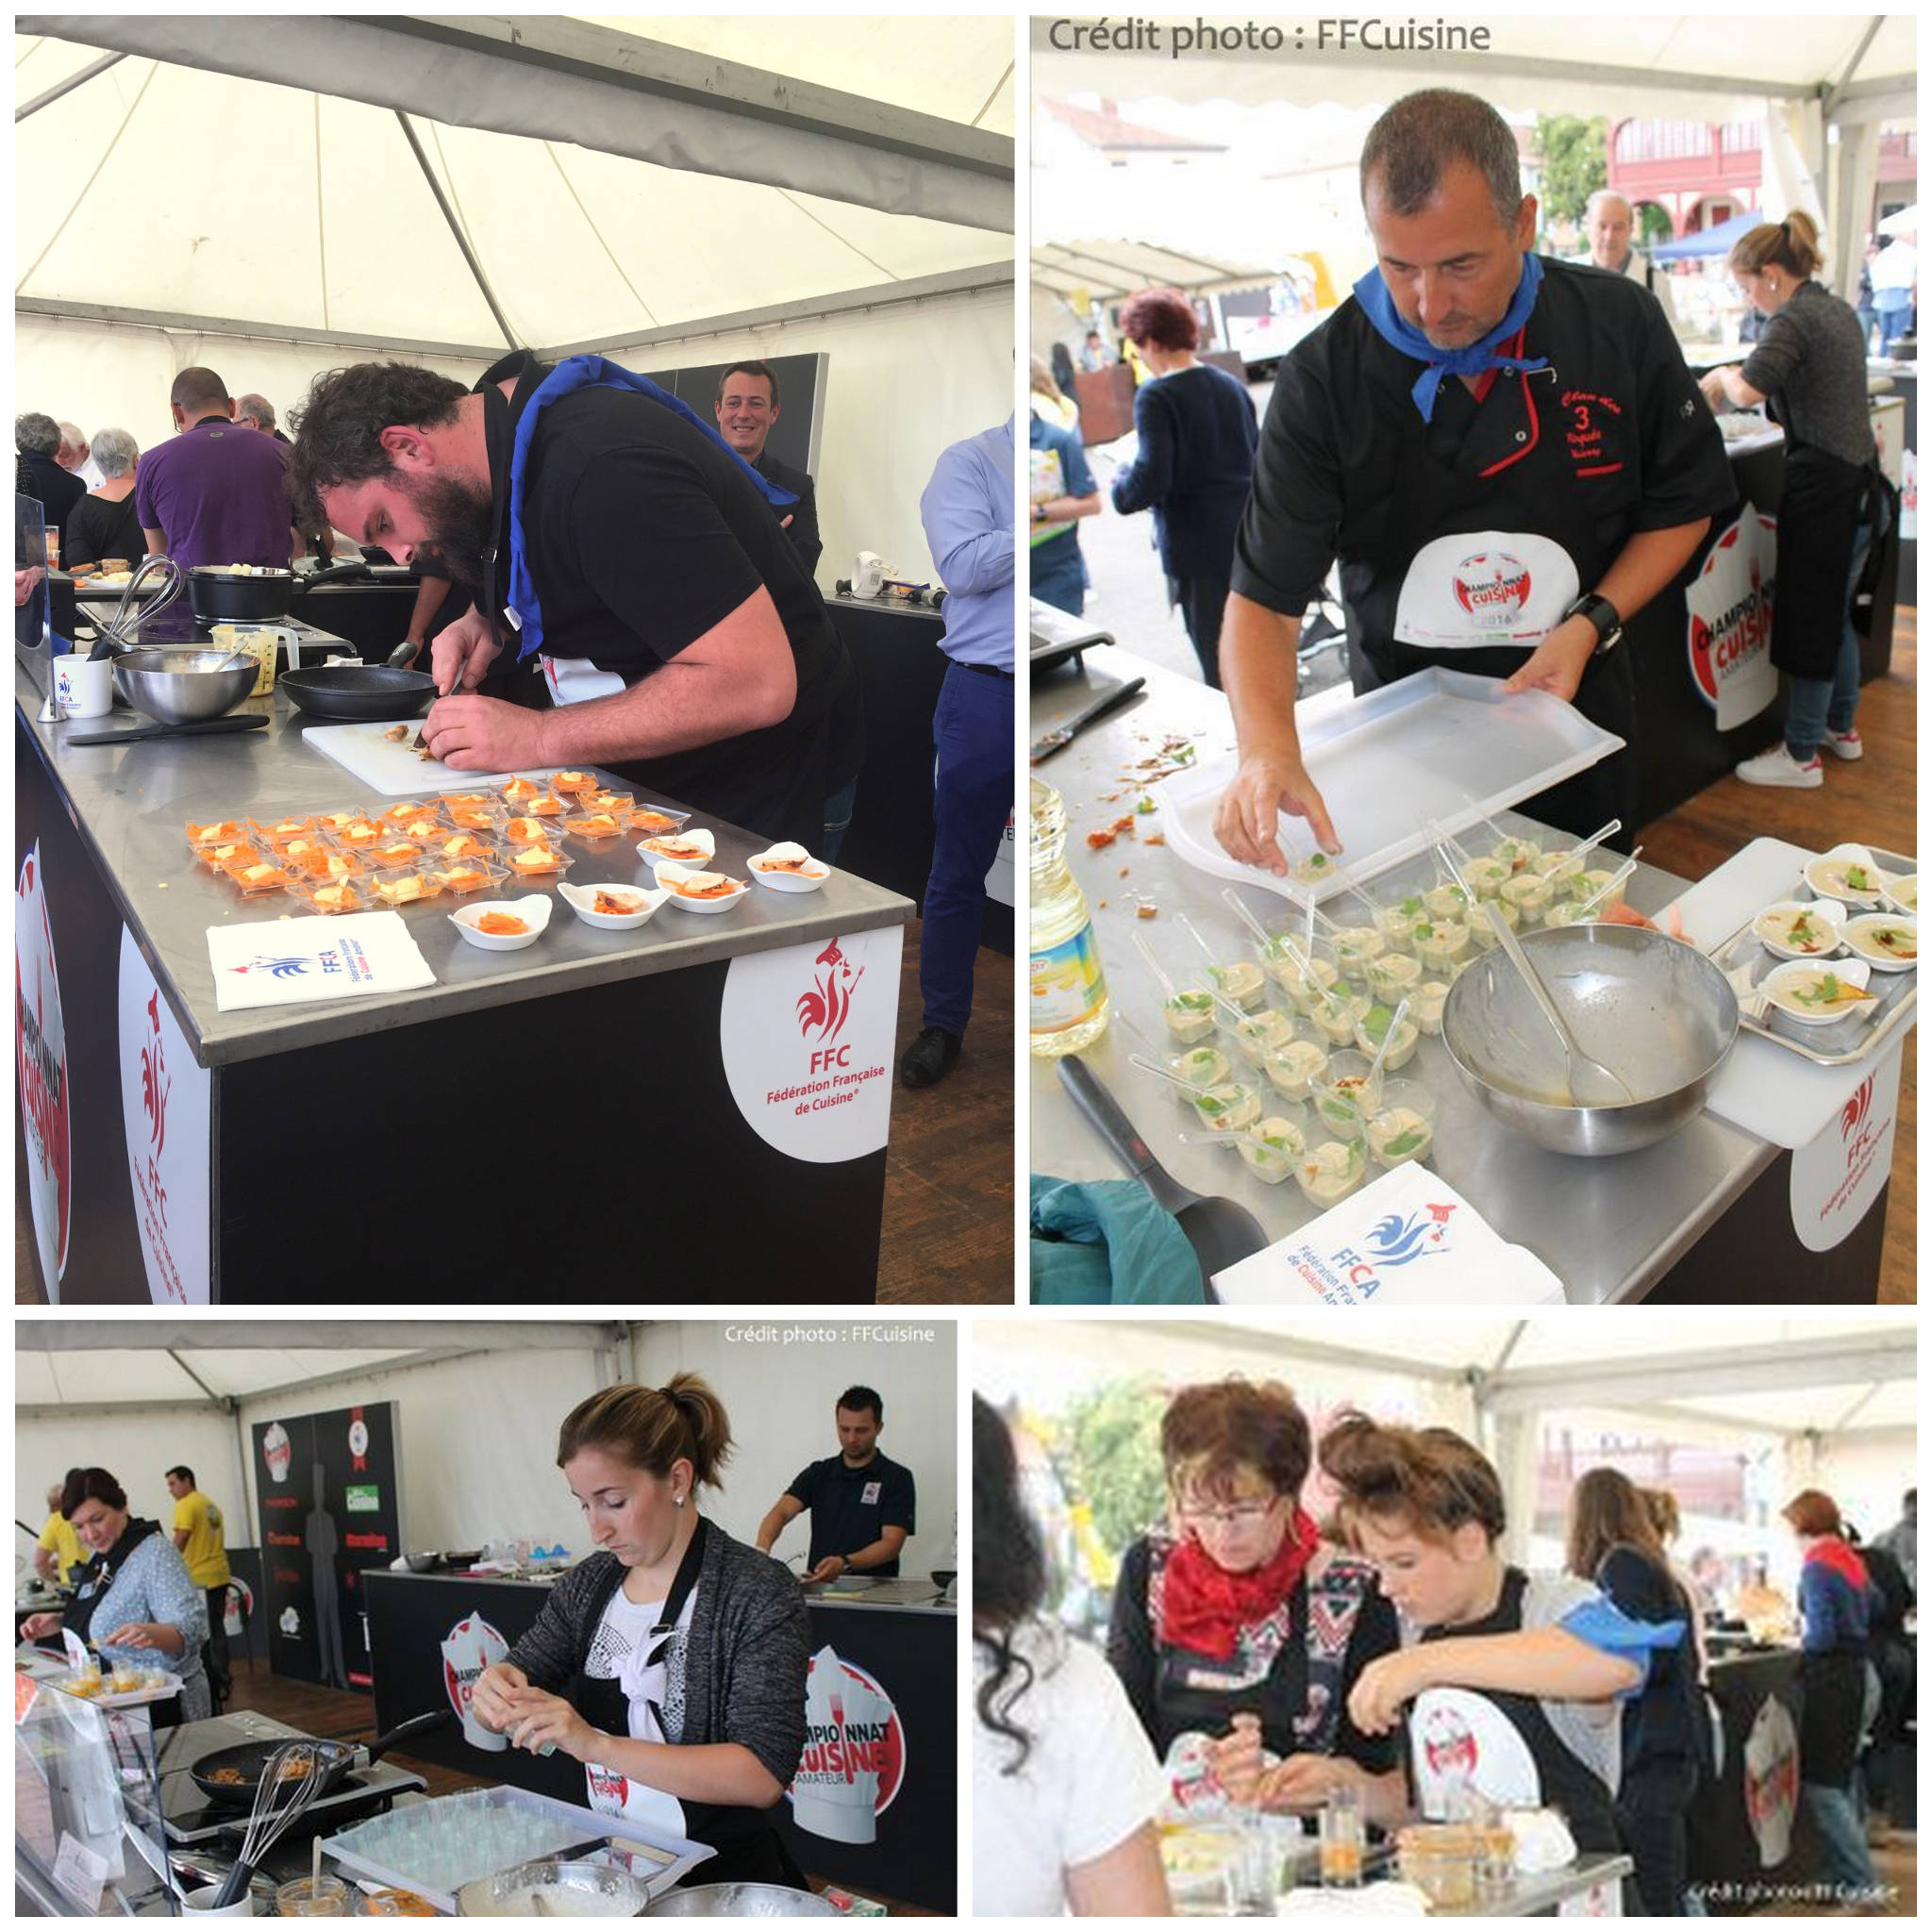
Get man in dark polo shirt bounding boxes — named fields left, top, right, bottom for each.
left=137, top=367, right=298, bottom=570
left=714, top=359, right=822, bottom=575
left=756, top=1386, right=915, bottom=1584
left=290, top=352, right=859, bottom=848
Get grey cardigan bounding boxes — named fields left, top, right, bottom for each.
left=507, top=1524, right=809, bottom=1789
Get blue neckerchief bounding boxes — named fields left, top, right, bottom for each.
left=506, top=354, right=798, bottom=661
left=1353, top=253, right=1549, bottom=422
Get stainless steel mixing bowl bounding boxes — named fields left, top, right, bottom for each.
left=643, top=1883, right=842, bottom=1916
left=456, top=1857, right=658, bottom=1915
left=1441, top=923, right=1739, bottom=1157
left=109, top=647, right=258, bottom=725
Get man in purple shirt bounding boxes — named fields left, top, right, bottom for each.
left=137, top=367, right=297, bottom=570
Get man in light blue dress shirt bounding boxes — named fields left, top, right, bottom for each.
left=903, top=418, right=1015, bottom=1089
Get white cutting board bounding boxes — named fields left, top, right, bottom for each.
left=301, top=721, right=558, bottom=795
left=1657, top=837, right=1915, bottom=1151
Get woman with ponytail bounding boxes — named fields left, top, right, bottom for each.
left=1106, top=1379, right=1402, bottom=1818
left=1702, top=211, right=1888, bottom=790
left=470, top=1375, right=812, bottom=1889
left=972, top=1396, right=1171, bottom=1915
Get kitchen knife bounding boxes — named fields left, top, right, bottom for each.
left=66, top=715, right=270, bottom=746
left=1029, top=675, right=1146, bottom=763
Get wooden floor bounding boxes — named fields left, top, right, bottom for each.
left=879, top=926, right=1016, bottom=1304
left=222, top=1660, right=944, bottom=1914
left=1639, top=611, right=1916, bottom=1304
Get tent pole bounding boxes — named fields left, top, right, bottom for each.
left=14, top=49, right=125, bottom=123
left=395, top=110, right=519, bottom=350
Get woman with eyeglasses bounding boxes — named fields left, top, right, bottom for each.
left=1317, top=1415, right=1684, bottom=1867
left=1105, top=1379, right=1401, bottom=1815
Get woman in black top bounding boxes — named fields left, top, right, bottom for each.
left=1106, top=1378, right=1400, bottom=1813
left=1702, top=212, right=1884, bottom=789
left=1108, top=288, right=1260, bottom=691
left=470, top=1377, right=811, bottom=1889
left=1568, top=1468, right=1703, bottom=1914
left=63, top=426, right=144, bottom=569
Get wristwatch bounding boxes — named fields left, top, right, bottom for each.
left=1563, top=591, right=1624, bottom=656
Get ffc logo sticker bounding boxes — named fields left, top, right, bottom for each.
left=796, top=938, right=863, bottom=1046
left=17, top=842, right=72, bottom=1288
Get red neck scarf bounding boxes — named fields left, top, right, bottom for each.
left=1808, top=1535, right=1870, bottom=1592
left=1159, top=1507, right=1322, bottom=1661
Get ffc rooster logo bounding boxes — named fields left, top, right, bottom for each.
left=1452, top=552, right=1532, bottom=629
left=1364, top=1204, right=1457, bottom=1267
left=796, top=938, right=864, bottom=1046
left=141, top=989, right=170, bottom=1159
left=1840, top=1076, right=1874, bottom=1144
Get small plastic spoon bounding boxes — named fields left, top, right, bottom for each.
left=1221, top=886, right=1277, bottom=954
left=1360, top=995, right=1413, bottom=1091
left=1560, top=819, right=1624, bottom=868
left=1574, top=850, right=1642, bottom=917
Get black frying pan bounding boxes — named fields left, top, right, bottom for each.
left=189, top=1710, right=447, bottom=1808
left=186, top=561, right=371, bottom=625
left=279, top=664, right=438, bottom=723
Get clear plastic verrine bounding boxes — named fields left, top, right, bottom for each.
left=1028, top=777, right=1110, bottom=1056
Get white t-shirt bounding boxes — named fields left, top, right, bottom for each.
left=973, top=1621, right=1168, bottom=1918
left=1871, top=242, right=1917, bottom=294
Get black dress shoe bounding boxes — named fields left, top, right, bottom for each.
left=899, top=1025, right=962, bottom=1089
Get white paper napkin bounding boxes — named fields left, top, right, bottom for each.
left=208, top=911, right=436, bottom=1010
left=1211, top=1162, right=1566, bottom=1306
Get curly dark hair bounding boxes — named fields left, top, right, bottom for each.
left=286, top=362, right=471, bottom=525
left=1319, top=1410, right=1507, bottom=1544
left=1161, top=1377, right=1310, bottom=1503
left=1118, top=288, right=1200, bottom=353
left=974, top=1394, right=1047, bottom=1772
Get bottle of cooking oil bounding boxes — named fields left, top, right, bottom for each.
left=1029, top=777, right=1110, bottom=1056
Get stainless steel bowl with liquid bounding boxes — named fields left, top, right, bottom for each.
left=1441, top=923, right=1739, bottom=1158
left=643, top=1883, right=842, bottom=1916
left=110, top=647, right=258, bottom=726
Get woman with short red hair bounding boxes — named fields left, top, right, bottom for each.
left=1108, top=289, right=1260, bottom=689
left=1781, top=1489, right=1880, bottom=1897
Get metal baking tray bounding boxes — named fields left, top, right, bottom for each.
left=1707, top=844, right=1916, bottom=1068
left=1158, top=667, right=1624, bottom=906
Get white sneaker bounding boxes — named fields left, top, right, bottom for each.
left=1736, top=744, right=1824, bottom=788
left=1822, top=726, right=1864, bottom=761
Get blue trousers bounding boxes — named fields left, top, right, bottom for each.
left=1784, top=521, right=1872, bottom=758
left=919, top=661, right=1014, bottom=1036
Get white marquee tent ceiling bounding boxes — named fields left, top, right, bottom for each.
left=975, top=1315, right=1918, bottom=1441
left=15, top=15, right=1015, bottom=356
left=1031, top=14, right=1915, bottom=123
left=14, top=1321, right=626, bottom=1410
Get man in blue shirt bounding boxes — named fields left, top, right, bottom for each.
left=903, top=419, right=1014, bottom=1089
left=1027, top=412, right=1100, bottom=614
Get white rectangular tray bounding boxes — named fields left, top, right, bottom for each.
left=323, top=1785, right=710, bottom=1914
left=1158, top=668, right=1624, bottom=906
left=299, top=720, right=558, bottom=795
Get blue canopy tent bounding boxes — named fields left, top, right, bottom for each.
left=1652, top=210, right=1769, bottom=262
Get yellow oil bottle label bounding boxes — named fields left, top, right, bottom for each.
left=1030, top=925, right=1106, bottom=1033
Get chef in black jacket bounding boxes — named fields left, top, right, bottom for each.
left=290, top=352, right=858, bottom=850
left=714, top=360, right=823, bottom=576
left=1214, top=89, right=1734, bottom=870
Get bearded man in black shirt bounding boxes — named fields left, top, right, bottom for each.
left=290, top=354, right=858, bottom=849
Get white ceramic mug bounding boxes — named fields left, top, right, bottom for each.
left=53, top=654, right=114, bottom=719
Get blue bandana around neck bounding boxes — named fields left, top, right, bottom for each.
left=505, top=355, right=798, bottom=661
left=1353, top=253, right=1549, bottom=423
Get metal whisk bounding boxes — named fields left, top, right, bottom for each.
left=208, top=1741, right=330, bottom=1908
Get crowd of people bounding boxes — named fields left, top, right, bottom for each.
left=974, top=1379, right=1913, bottom=1917
left=18, top=346, right=1013, bottom=1099
left=1031, top=87, right=1903, bottom=856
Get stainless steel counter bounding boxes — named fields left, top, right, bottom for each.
left=1029, top=649, right=1779, bottom=1305
left=18, top=655, right=912, bottom=1070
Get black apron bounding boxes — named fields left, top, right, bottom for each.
left=1341, top=341, right=1637, bottom=845
left=559, top=1521, right=808, bottom=1891
left=1769, top=442, right=1879, bottom=681
left=1148, top=1558, right=1373, bottom=1763
left=1796, top=1648, right=1868, bottom=1787
left=1414, top=1568, right=1622, bottom=1856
